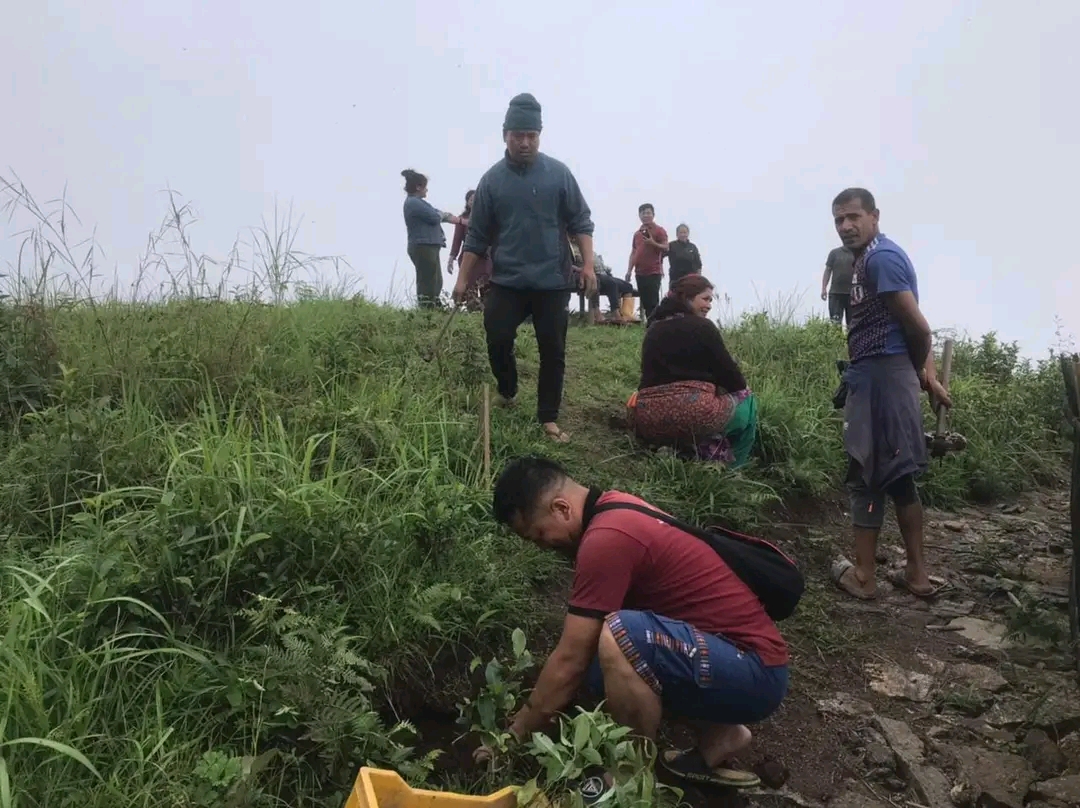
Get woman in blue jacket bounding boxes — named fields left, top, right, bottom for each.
left=401, top=169, right=462, bottom=309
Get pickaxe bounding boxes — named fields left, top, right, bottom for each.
left=925, top=338, right=966, bottom=458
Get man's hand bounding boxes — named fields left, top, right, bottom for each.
left=452, top=276, right=468, bottom=305
left=446, top=257, right=455, bottom=275
left=579, top=263, right=597, bottom=298
left=473, top=744, right=494, bottom=766
left=821, top=289, right=828, bottom=301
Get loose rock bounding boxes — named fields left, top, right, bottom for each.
left=946, top=745, right=1037, bottom=808
left=864, top=741, right=895, bottom=770
left=816, top=692, right=874, bottom=719
left=1028, top=774, right=1080, bottom=805
left=947, top=617, right=1012, bottom=650
left=873, top=716, right=952, bottom=808
left=951, top=662, right=1009, bottom=693
left=865, top=661, right=935, bottom=702
left=1022, top=729, right=1067, bottom=779
left=944, top=520, right=968, bottom=532
left=829, top=788, right=892, bottom=808
left=1059, top=731, right=1080, bottom=773
left=931, top=599, right=975, bottom=618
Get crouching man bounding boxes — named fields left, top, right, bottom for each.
left=483, top=456, right=789, bottom=788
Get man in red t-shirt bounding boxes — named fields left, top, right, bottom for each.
left=487, top=456, right=789, bottom=789
left=624, top=203, right=669, bottom=322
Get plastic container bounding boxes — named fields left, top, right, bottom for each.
left=344, top=767, right=519, bottom=808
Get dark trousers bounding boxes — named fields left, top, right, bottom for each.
left=828, top=293, right=851, bottom=326
left=594, top=273, right=635, bottom=311
left=408, top=244, right=443, bottom=309
left=637, top=274, right=663, bottom=321
left=483, top=284, right=571, bottom=424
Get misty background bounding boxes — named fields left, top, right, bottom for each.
left=3, top=0, right=1077, bottom=356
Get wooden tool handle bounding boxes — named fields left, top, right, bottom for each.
left=935, top=338, right=954, bottom=433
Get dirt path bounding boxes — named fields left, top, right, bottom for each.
left=673, top=487, right=1079, bottom=807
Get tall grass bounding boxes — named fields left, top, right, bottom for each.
left=0, top=177, right=1069, bottom=805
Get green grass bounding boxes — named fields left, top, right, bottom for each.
left=0, top=180, right=1070, bottom=806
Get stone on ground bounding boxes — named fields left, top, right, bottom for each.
left=865, top=661, right=935, bottom=702
left=945, top=745, right=1037, bottom=808
left=1028, top=774, right=1080, bottom=805
left=946, top=617, right=1012, bottom=650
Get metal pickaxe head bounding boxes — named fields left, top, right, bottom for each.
left=926, top=430, right=967, bottom=458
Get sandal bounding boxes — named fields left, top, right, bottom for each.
left=660, top=749, right=761, bottom=789
left=830, top=558, right=877, bottom=601
left=887, top=568, right=951, bottom=599
left=542, top=423, right=571, bottom=443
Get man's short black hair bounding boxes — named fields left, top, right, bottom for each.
left=831, top=187, right=876, bottom=213
left=492, top=455, right=568, bottom=526
left=638, top=203, right=654, bottom=215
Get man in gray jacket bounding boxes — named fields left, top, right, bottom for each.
left=454, top=93, right=597, bottom=443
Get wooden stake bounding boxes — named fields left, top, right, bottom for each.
left=482, top=383, right=491, bottom=483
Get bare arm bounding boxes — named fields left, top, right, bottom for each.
left=882, top=291, right=932, bottom=372
left=821, top=264, right=832, bottom=297
left=509, top=614, right=602, bottom=739
left=576, top=234, right=595, bottom=270
left=458, top=251, right=479, bottom=288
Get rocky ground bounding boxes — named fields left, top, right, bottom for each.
left=671, top=488, right=1079, bottom=808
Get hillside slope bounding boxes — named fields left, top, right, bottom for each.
left=0, top=298, right=1069, bottom=807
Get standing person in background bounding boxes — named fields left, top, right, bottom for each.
left=625, top=204, right=668, bottom=321
left=448, top=190, right=493, bottom=311
left=666, top=223, right=703, bottom=286
left=453, top=93, right=597, bottom=444
left=828, top=188, right=952, bottom=602
left=401, top=169, right=462, bottom=309
left=821, top=244, right=855, bottom=327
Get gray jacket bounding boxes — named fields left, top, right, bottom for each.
left=403, top=195, right=450, bottom=247
left=462, top=152, right=594, bottom=291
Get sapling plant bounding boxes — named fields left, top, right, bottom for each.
left=518, top=705, right=685, bottom=808
left=456, top=627, right=536, bottom=771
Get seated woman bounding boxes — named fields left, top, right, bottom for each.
left=627, top=274, right=758, bottom=467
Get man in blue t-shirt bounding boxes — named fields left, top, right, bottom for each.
left=830, top=188, right=952, bottom=602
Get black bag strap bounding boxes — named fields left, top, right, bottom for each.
left=592, top=501, right=799, bottom=567
left=593, top=501, right=717, bottom=546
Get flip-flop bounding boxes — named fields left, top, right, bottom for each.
left=542, top=424, right=571, bottom=443
left=660, top=749, right=761, bottom=789
left=887, top=568, right=951, bottom=599
left=830, top=558, right=878, bottom=601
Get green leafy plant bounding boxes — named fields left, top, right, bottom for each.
left=518, top=705, right=684, bottom=808
left=457, top=628, right=535, bottom=769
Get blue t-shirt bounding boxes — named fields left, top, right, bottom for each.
left=846, top=234, right=919, bottom=362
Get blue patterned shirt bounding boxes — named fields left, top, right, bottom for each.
left=846, top=234, right=919, bottom=362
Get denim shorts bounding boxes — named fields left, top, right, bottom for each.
left=586, top=610, right=788, bottom=725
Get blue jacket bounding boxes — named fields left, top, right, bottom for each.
left=462, top=152, right=594, bottom=291
left=403, top=195, right=448, bottom=247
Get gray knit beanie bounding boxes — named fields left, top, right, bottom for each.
left=503, top=93, right=542, bottom=133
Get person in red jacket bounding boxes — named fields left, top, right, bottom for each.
left=478, top=455, right=789, bottom=789
left=625, top=203, right=669, bottom=321
left=447, top=190, right=492, bottom=311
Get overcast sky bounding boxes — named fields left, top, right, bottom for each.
left=4, top=0, right=1077, bottom=356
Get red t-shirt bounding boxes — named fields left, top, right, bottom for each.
left=631, top=225, right=668, bottom=277
left=568, top=491, right=789, bottom=667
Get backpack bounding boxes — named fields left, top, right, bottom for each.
left=592, top=501, right=805, bottom=621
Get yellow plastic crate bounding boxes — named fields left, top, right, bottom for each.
left=344, top=767, right=520, bottom=808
